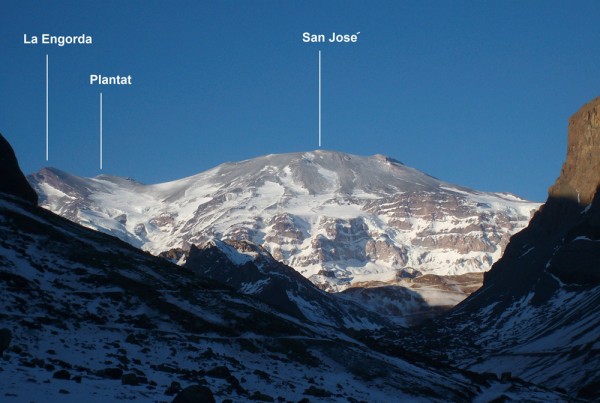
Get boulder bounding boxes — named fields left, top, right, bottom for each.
left=171, top=385, right=215, bottom=403
left=0, top=328, right=12, bottom=355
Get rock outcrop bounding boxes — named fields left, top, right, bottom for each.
left=549, top=96, right=600, bottom=204
left=0, top=133, right=38, bottom=205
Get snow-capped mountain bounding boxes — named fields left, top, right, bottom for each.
left=28, top=150, right=539, bottom=304
left=1, top=133, right=564, bottom=401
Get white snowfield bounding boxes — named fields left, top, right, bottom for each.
left=30, top=150, right=540, bottom=293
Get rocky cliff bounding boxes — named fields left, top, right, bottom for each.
left=549, top=96, right=600, bottom=204
left=482, top=96, right=600, bottom=293
left=399, top=97, right=600, bottom=399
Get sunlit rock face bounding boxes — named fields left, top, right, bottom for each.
left=550, top=96, right=600, bottom=205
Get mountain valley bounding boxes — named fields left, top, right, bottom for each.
left=0, top=134, right=561, bottom=401
left=1, top=97, right=599, bottom=401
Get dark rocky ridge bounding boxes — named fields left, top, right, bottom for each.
left=0, top=133, right=38, bottom=205
left=184, top=239, right=390, bottom=329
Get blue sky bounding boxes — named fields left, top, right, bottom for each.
left=2, top=1, right=600, bottom=201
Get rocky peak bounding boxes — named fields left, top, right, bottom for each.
left=0, top=133, right=38, bottom=205
left=549, top=96, right=600, bottom=205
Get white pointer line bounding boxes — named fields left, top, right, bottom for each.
left=318, top=50, right=321, bottom=148
left=100, top=93, right=103, bottom=170
left=46, top=54, right=49, bottom=161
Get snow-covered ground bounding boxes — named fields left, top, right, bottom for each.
left=0, top=195, right=564, bottom=402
